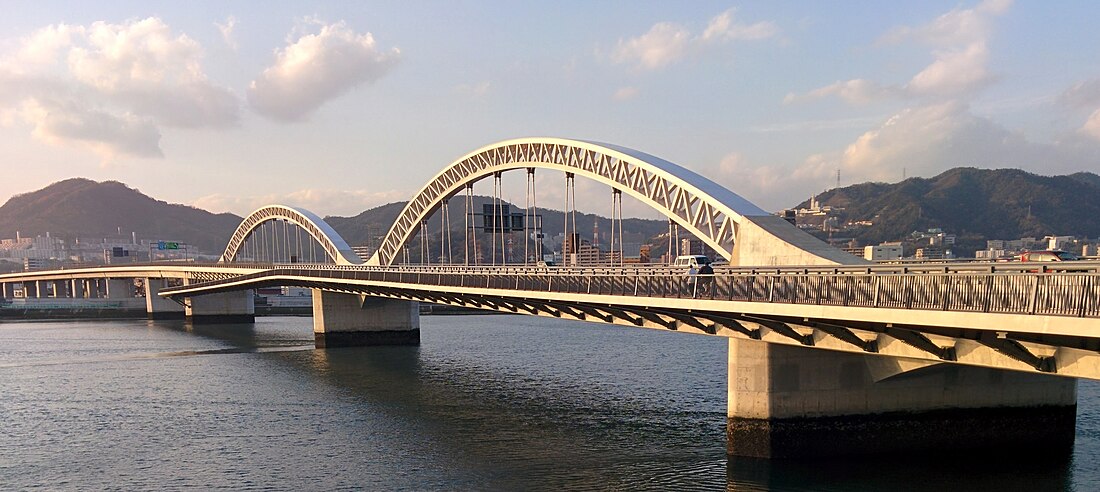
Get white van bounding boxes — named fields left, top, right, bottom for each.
left=673, top=255, right=711, bottom=268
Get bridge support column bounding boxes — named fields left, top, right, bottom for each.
left=71, top=279, right=84, bottom=299
left=726, top=338, right=1077, bottom=458
left=186, top=290, right=255, bottom=324
left=312, top=290, right=420, bottom=348
left=106, top=278, right=133, bottom=298
left=1, top=282, right=11, bottom=299
left=89, top=279, right=100, bottom=298
left=145, top=278, right=185, bottom=319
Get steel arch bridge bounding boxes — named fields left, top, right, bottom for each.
left=221, top=204, right=362, bottom=265
left=367, top=137, right=857, bottom=267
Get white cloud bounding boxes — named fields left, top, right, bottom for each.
left=906, top=42, right=991, bottom=96
left=613, top=86, right=640, bottom=101
left=1081, top=108, right=1100, bottom=141
left=454, top=81, right=491, bottom=97
left=829, top=100, right=1100, bottom=184
left=0, top=17, right=237, bottom=160
left=701, top=9, right=778, bottom=42
left=707, top=100, right=1100, bottom=211
left=1061, top=78, right=1100, bottom=107
left=790, top=0, right=1008, bottom=104
left=611, top=9, right=777, bottom=70
left=216, top=16, right=238, bottom=50
left=20, top=97, right=162, bottom=160
left=192, top=188, right=407, bottom=217
left=612, top=22, right=691, bottom=70
left=881, top=0, right=1011, bottom=47
left=248, top=20, right=400, bottom=121
left=1060, top=78, right=1100, bottom=140
left=783, top=79, right=895, bottom=105
left=66, top=18, right=239, bottom=128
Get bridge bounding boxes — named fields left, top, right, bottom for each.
left=2, top=137, right=1098, bottom=458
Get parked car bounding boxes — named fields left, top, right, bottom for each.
left=1020, top=250, right=1089, bottom=272
left=673, top=255, right=711, bottom=268
left=1020, top=250, right=1082, bottom=262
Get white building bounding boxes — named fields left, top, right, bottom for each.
left=864, top=243, right=903, bottom=261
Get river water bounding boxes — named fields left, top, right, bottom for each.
left=1, top=315, right=1097, bottom=491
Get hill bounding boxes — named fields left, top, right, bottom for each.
left=0, top=178, right=243, bottom=253
left=796, top=168, right=1100, bottom=254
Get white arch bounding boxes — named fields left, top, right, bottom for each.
left=368, top=137, right=860, bottom=267
left=221, top=205, right=362, bottom=265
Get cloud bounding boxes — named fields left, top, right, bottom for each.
left=248, top=20, right=400, bottom=121
left=64, top=18, right=239, bottom=128
left=832, top=100, right=1100, bottom=184
left=880, top=0, right=1011, bottom=47
left=906, top=42, right=991, bottom=96
left=700, top=8, right=778, bottom=42
left=789, top=0, right=1008, bottom=104
left=193, top=187, right=408, bottom=217
left=612, top=22, right=691, bottom=70
left=0, top=17, right=237, bottom=159
left=1058, top=78, right=1100, bottom=141
left=20, top=97, right=162, bottom=159
left=707, top=100, right=1100, bottom=211
left=1061, top=78, right=1100, bottom=107
left=1081, top=108, right=1100, bottom=141
left=454, top=81, right=491, bottom=97
left=613, top=86, right=640, bottom=101
left=216, top=16, right=238, bottom=50
left=611, top=9, right=777, bottom=70
left=783, top=79, right=895, bottom=105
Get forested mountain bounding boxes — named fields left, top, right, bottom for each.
left=0, top=178, right=242, bottom=253
left=795, top=168, right=1100, bottom=254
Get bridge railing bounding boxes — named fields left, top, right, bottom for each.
left=162, top=263, right=1100, bottom=319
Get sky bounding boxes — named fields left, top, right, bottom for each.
left=1, top=0, right=1099, bottom=220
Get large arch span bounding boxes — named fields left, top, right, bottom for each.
left=368, top=137, right=860, bottom=267
left=221, top=205, right=361, bottom=265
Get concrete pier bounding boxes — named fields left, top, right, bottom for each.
left=726, top=338, right=1077, bottom=458
left=144, top=278, right=185, bottom=319
left=312, top=290, right=420, bottom=348
left=186, top=290, right=255, bottom=324
left=106, top=278, right=133, bottom=299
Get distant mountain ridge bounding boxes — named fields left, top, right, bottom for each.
left=795, top=168, right=1100, bottom=254
left=0, top=178, right=243, bottom=253
left=0, top=178, right=671, bottom=260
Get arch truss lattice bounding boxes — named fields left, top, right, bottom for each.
left=368, top=137, right=777, bottom=266
left=221, top=205, right=361, bottom=265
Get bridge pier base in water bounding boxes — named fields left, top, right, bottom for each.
left=726, top=338, right=1077, bottom=458
left=312, top=290, right=420, bottom=348
left=145, top=278, right=185, bottom=319
left=185, top=290, right=255, bottom=324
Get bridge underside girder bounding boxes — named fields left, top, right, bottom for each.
left=158, top=270, right=1100, bottom=380
left=287, top=284, right=1100, bottom=380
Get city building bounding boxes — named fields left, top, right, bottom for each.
left=864, top=243, right=903, bottom=261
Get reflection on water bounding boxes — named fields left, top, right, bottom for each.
left=0, top=315, right=1097, bottom=490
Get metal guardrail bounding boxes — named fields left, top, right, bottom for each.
left=163, top=263, right=1100, bottom=319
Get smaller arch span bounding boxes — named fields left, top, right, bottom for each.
left=221, top=205, right=362, bottom=265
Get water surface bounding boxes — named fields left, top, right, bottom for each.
left=1, top=315, right=1097, bottom=490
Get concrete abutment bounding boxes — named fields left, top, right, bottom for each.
left=312, top=290, right=420, bottom=348
left=185, top=289, right=255, bottom=324
left=727, top=338, right=1077, bottom=458
left=145, top=278, right=185, bottom=319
